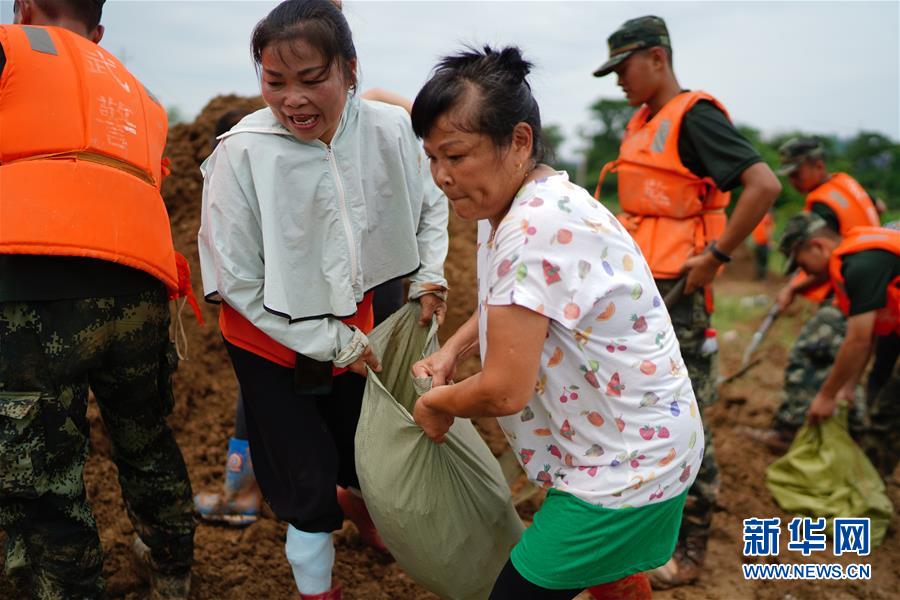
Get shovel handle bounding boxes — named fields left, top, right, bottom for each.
left=663, top=276, right=688, bottom=311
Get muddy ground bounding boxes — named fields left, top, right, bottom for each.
left=1, top=96, right=896, bottom=599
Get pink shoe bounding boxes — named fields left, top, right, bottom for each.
left=335, top=487, right=388, bottom=553
left=299, top=587, right=341, bottom=600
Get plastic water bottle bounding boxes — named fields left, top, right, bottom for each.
left=701, top=328, right=718, bottom=356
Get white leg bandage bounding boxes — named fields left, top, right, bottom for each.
left=285, top=526, right=334, bottom=595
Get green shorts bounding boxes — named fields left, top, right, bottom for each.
left=511, top=488, right=687, bottom=589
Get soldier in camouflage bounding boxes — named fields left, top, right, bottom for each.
left=747, top=138, right=883, bottom=453
left=777, top=213, right=900, bottom=477
left=593, top=15, right=781, bottom=588
left=0, top=1, right=195, bottom=598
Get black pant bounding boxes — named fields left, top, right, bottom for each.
left=231, top=279, right=403, bottom=442
left=489, top=560, right=583, bottom=600
left=225, top=340, right=366, bottom=533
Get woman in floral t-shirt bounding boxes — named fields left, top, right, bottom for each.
left=410, top=46, right=703, bottom=599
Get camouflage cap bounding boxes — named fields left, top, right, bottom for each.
left=776, top=137, right=825, bottom=176
left=779, top=212, right=829, bottom=273
left=592, top=16, right=671, bottom=77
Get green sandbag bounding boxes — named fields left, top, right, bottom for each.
left=355, top=303, right=524, bottom=600
left=765, top=405, right=893, bottom=546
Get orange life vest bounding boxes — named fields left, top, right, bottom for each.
left=794, top=173, right=881, bottom=303
left=596, top=91, right=731, bottom=282
left=0, top=25, right=179, bottom=292
left=751, top=211, right=774, bottom=246
left=829, top=227, right=900, bottom=337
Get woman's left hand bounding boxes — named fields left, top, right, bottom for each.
left=413, top=391, right=454, bottom=443
left=418, top=293, right=447, bottom=327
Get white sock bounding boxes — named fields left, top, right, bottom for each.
left=284, top=526, right=334, bottom=595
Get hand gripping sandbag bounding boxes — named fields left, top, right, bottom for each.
left=355, top=303, right=523, bottom=600
left=765, top=405, right=893, bottom=546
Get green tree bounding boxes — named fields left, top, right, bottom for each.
left=167, top=105, right=185, bottom=125
left=541, top=124, right=577, bottom=177
left=580, top=98, right=634, bottom=202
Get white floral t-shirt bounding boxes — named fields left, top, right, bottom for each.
left=476, top=172, right=704, bottom=509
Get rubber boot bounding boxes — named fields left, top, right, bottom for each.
left=194, top=437, right=261, bottom=526
left=588, top=573, right=652, bottom=599
left=335, top=486, right=388, bottom=553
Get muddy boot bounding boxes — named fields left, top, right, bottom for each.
left=587, top=573, right=652, bottom=599
left=299, top=588, right=342, bottom=600
left=194, top=437, right=261, bottom=526
left=647, top=523, right=709, bottom=591
left=738, top=426, right=793, bottom=454
left=335, top=486, right=388, bottom=553
left=131, top=537, right=191, bottom=600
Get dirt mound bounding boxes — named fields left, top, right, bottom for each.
left=1, top=96, right=896, bottom=599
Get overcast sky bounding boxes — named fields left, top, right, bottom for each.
left=2, top=1, right=898, bottom=158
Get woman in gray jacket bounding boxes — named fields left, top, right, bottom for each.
left=198, top=2, right=448, bottom=597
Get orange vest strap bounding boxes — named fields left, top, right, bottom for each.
left=171, top=253, right=205, bottom=325
left=594, top=160, right=618, bottom=201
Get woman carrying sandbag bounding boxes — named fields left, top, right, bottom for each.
left=198, top=1, right=448, bottom=597
left=411, top=46, right=703, bottom=599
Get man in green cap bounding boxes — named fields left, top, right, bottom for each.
left=592, top=14, right=782, bottom=588
left=747, top=137, right=884, bottom=453
left=779, top=212, right=900, bottom=476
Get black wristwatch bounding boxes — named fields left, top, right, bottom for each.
left=709, top=241, right=732, bottom=263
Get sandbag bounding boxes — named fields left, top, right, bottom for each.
left=765, top=405, right=893, bottom=546
left=355, top=303, right=523, bottom=600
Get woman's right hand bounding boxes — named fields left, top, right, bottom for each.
left=411, top=347, right=457, bottom=386
left=344, top=345, right=381, bottom=377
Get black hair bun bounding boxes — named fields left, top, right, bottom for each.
left=487, top=45, right=532, bottom=86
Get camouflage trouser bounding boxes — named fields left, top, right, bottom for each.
left=774, top=303, right=866, bottom=436
left=656, top=279, right=718, bottom=563
left=0, top=287, right=195, bottom=599
left=861, top=347, right=900, bottom=477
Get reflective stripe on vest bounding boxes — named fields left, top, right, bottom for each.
left=22, top=25, right=57, bottom=54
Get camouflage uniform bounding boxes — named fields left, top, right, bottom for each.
left=862, top=348, right=900, bottom=477
left=773, top=303, right=864, bottom=435
left=773, top=301, right=870, bottom=438
left=656, top=280, right=718, bottom=564
left=0, top=287, right=195, bottom=599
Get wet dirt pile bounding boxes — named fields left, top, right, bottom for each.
left=1, top=96, right=896, bottom=599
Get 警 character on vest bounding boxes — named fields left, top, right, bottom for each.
left=0, top=1, right=194, bottom=597
left=780, top=213, right=900, bottom=476
left=591, top=15, right=782, bottom=589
